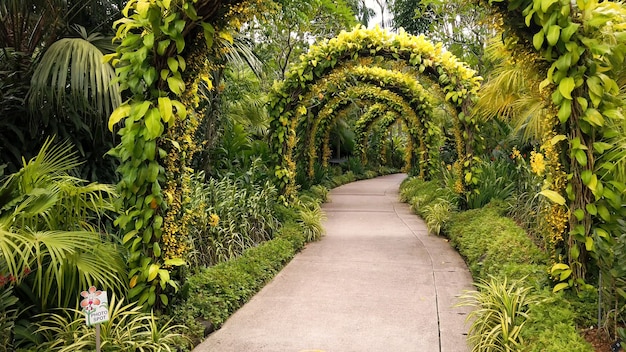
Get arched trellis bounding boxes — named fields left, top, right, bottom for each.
left=296, top=65, right=439, bottom=178
left=304, top=85, right=426, bottom=178
left=353, top=105, right=409, bottom=167
left=268, top=26, right=481, bottom=196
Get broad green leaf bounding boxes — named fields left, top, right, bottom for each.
left=598, top=204, right=611, bottom=221
left=558, top=100, right=571, bottom=123
left=540, top=189, right=566, bottom=205
left=144, top=108, right=163, bottom=140
left=158, top=97, right=173, bottom=124
left=558, top=76, right=575, bottom=100
left=560, top=269, right=573, bottom=281
left=553, top=282, right=569, bottom=293
left=167, top=57, right=179, bottom=72
left=167, top=75, right=185, bottom=95
left=551, top=263, right=570, bottom=272
left=147, top=264, right=159, bottom=281
left=108, top=103, right=131, bottom=131
left=586, top=203, right=597, bottom=215
left=573, top=208, right=585, bottom=221
left=584, top=108, right=604, bottom=127
left=533, top=31, right=545, bottom=50
left=575, top=149, right=587, bottom=166
left=550, top=134, right=567, bottom=145
left=547, top=25, right=561, bottom=46
left=593, top=142, right=612, bottom=154
left=585, top=236, right=594, bottom=251
left=561, top=22, right=580, bottom=42
left=541, top=0, right=558, bottom=12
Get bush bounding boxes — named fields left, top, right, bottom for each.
left=399, top=177, right=592, bottom=352
left=174, top=222, right=307, bottom=344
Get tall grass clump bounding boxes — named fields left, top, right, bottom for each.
left=186, top=172, right=280, bottom=267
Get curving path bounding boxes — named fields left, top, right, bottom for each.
left=194, top=174, right=473, bottom=352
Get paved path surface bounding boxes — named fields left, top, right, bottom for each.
left=194, top=174, right=474, bottom=352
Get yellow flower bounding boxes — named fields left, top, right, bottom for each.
left=530, top=151, right=546, bottom=175
left=208, top=213, right=219, bottom=227
left=511, top=147, right=521, bottom=160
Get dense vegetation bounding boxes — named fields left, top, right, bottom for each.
left=0, top=0, right=625, bottom=350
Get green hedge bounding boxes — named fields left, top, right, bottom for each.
left=399, top=177, right=593, bottom=351
left=175, top=221, right=307, bottom=344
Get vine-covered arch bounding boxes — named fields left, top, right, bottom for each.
left=297, top=64, right=439, bottom=177
left=307, top=85, right=426, bottom=177
left=268, top=26, right=481, bottom=195
left=353, top=105, right=409, bottom=167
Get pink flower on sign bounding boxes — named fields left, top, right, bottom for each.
left=80, top=286, right=103, bottom=312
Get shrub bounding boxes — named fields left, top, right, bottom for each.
left=175, top=222, right=307, bottom=343
left=186, top=174, right=280, bottom=267
left=459, top=276, right=537, bottom=352
left=35, top=296, right=189, bottom=351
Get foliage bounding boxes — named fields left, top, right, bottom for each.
left=106, top=0, right=270, bottom=309
left=422, top=200, right=455, bottom=236
left=519, top=292, right=593, bottom=352
left=245, top=0, right=357, bottom=81
left=459, top=276, right=537, bottom=352
left=35, top=295, right=190, bottom=351
left=174, top=223, right=307, bottom=342
left=465, top=158, right=516, bottom=209
left=399, top=177, right=590, bottom=350
left=0, top=287, right=19, bottom=351
left=0, top=139, right=126, bottom=313
left=267, top=26, right=481, bottom=198
left=0, top=1, right=123, bottom=182
left=296, top=202, right=326, bottom=242
left=185, top=172, right=280, bottom=267
left=389, top=0, right=494, bottom=71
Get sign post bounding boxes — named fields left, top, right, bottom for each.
left=80, top=286, right=109, bottom=352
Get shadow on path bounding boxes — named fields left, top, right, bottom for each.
left=194, top=174, right=473, bottom=352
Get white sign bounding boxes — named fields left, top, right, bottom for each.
left=80, top=286, right=109, bottom=326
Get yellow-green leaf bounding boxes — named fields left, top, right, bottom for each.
left=164, top=258, right=186, bottom=266
left=558, top=76, right=575, bottom=100
left=167, top=75, right=185, bottom=95
left=585, top=236, right=594, bottom=251
left=533, top=31, right=544, bottom=50
left=108, top=103, right=131, bottom=131
left=540, top=189, right=566, bottom=205
left=553, top=282, right=570, bottom=293
left=584, top=108, right=604, bottom=127
left=147, top=264, right=159, bottom=281
left=547, top=25, right=561, bottom=46
left=158, top=97, right=173, bottom=124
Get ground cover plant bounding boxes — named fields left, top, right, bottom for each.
left=400, top=177, right=594, bottom=351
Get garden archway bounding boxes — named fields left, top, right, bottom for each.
left=267, top=26, right=481, bottom=196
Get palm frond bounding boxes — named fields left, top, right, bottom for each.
left=27, top=26, right=122, bottom=122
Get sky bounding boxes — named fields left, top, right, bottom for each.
left=363, top=0, right=393, bottom=29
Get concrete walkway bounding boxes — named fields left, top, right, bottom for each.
left=194, top=174, right=474, bottom=352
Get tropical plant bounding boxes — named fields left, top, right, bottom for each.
left=465, top=158, right=516, bottom=209
left=459, top=276, right=537, bottom=352
left=422, top=200, right=455, bottom=236
left=296, top=202, right=326, bottom=242
left=0, top=139, right=126, bottom=312
left=185, top=171, right=281, bottom=268
left=0, top=287, right=19, bottom=352
left=0, top=0, right=123, bottom=181
left=35, top=295, right=189, bottom=351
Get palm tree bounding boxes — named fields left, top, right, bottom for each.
left=0, top=138, right=126, bottom=313
left=0, top=0, right=123, bottom=181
